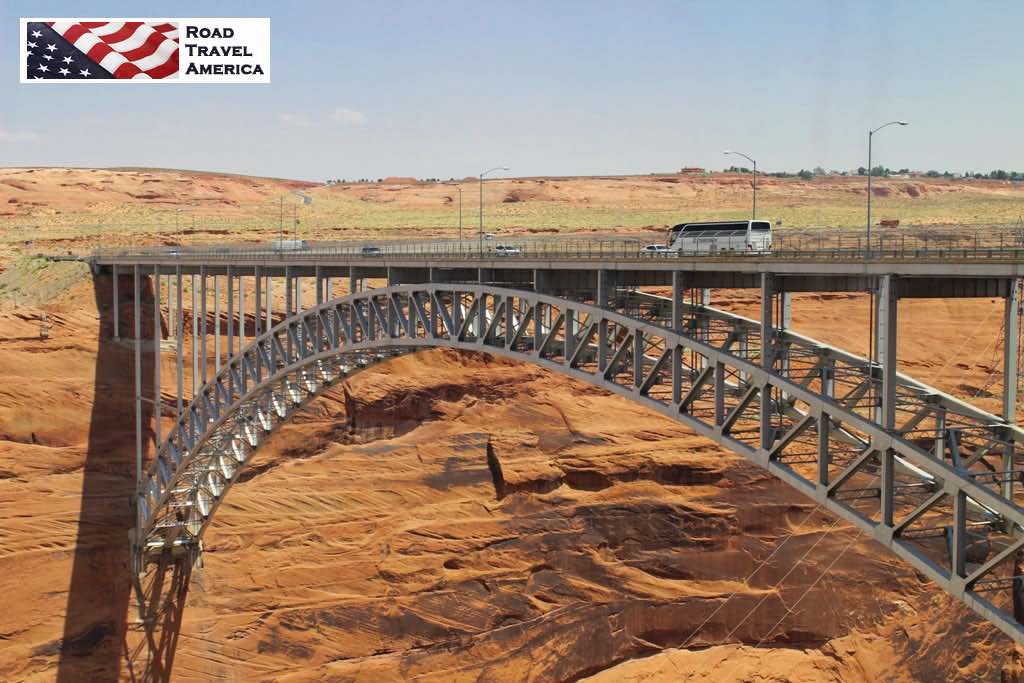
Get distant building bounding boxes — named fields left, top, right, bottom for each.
left=679, top=167, right=706, bottom=175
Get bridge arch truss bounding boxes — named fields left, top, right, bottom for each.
left=128, top=281, right=1024, bottom=644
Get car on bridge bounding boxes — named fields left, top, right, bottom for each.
left=360, top=245, right=383, bottom=255
left=493, top=245, right=522, bottom=256
left=641, top=244, right=669, bottom=255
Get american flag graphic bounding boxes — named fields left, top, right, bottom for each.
left=25, top=21, right=179, bottom=80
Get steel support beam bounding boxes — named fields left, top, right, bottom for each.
left=760, top=273, right=775, bottom=450
left=214, top=274, right=221, bottom=371
left=176, top=267, right=184, bottom=418
left=191, top=273, right=198, bottom=397
left=153, top=265, right=161, bottom=447
left=200, top=268, right=207, bottom=386
left=226, top=266, right=234, bottom=361
left=878, top=274, right=899, bottom=431
left=1004, top=279, right=1019, bottom=424
left=112, top=264, right=120, bottom=340
left=239, top=271, right=246, bottom=351
left=133, top=265, right=142, bottom=490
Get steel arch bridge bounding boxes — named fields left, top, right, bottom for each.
left=128, top=281, right=1024, bottom=643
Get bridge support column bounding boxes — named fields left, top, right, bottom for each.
left=565, top=307, right=576, bottom=363
left=176, top=268, right=184, bottom=417
left=760, top=273, right=775, bottom=451
left=672, top=271, right=685, bottom=333
left=239, top=271, right=246, bottom=351
left=597, top=270, right=615, bottom=372
left=779, top=291, right=792, bottom=381
left=285, top=268, right=293, bottom=356
left=254, top=267, right=262, bottom=337
left=877, top=275, right=898, bottom=431
left=348, top=268, right=358, bottom=295
left=1003, top=280, right=1019, bottom=505
left=154, top=265, right=162, bottom=447
left=671, top=272, right=687, bottom=405
left=200, top=267, right=207, bottom=385
left=112, top=264, right=119, bottom=340
left=191, top=273, right=198, bottom=397
left=214, top=274, right=221, bottom=371
left=876, top=275, right=899, bottom=528
left=316, top=266, right=324, bottom=305
left=1003, top=279, right=1019, bottom=425
left=265, top=274, right=272, bottom=331
left=226, top=267, right=234, bottom=365
left=133, top=265, right=142, bottom=495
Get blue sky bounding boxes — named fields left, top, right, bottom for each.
left=1, top=1, right=1021, bottom=180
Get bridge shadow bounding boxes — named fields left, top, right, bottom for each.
left=123, top=555, right=194, bottom=682
left=55, top=272, right=186, bottom=682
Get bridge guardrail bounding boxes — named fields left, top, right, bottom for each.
left=88, top=226, right=1024, bottom=262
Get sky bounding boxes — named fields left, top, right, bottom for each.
left=1, top=1, right=1021, bottom=181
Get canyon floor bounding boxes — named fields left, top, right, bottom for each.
left=1, top=168, right=1023, bottom=681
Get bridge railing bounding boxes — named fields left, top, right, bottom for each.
left=90, top=226, right=1024, bottom=262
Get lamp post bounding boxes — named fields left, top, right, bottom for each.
left=723, top=150, right=757, bottom=219
left=457, top=185, right=463, bottom=241
left=479, top=166, right=509, bottom=256
left=866, top=121, right=908, bottom=254
left=284, top=190, right=313, bottom=243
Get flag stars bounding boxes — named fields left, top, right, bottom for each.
left=62, top=56, right=73, bottom=64
left=79, top=68, right=91, bottom=77
left=31, top=30, right=42, bottom=38
left=46, top=44, right=57, bottom=52
left=27, top=41, right=37, bottom=48
left=59, top=67, right=70, bottom=76
left=43, top=54, right=53, bottom=61
left=37, top=64, right=48, bottom=72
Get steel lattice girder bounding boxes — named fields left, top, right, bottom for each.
left=137, top=284, right=1024, bottom=644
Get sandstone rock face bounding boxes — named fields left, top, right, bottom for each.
left=0, top=278, right=1019, bottom=681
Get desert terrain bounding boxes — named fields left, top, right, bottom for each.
left=1, top=168, right=1023, bottom=681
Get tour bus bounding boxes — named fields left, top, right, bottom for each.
left=666, top=220, right=772, bottom=254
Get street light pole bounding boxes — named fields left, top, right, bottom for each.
left=723, top=150, right=757, bottom=219
left=479, top=166, right=509, bottom=256
left=866, top=121, right=908, bottom=254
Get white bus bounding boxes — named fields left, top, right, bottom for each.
left=666, top=220, right=772, bottom=254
